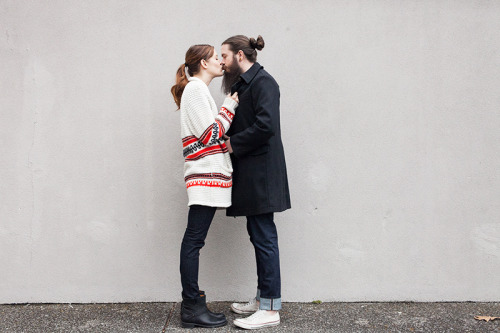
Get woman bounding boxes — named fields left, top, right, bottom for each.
left=170, top=44, right=238, bottom=328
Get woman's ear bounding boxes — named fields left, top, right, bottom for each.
left=200, top=59, right=208, bottom=69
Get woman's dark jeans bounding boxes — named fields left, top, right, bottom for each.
left=180, top=205, right=217, bottom=299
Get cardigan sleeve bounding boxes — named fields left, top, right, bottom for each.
left=229, top=75, right=279, bottom=157
left=183, top=83, right=238, bottom=146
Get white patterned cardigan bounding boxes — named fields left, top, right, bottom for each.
left=180, top=77, right=238, bottom=207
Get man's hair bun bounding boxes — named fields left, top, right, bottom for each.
left=250, top=35, right=265, bottom=51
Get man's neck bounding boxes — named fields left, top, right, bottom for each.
left=239, top=61, right=254, bottom=74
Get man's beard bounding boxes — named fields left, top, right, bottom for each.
left=222, top=58, right=242, bottom=94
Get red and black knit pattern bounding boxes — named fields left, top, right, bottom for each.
left=184, top=173, right=232, bottom=182
left=185, top=173, right=232, bottom=189
left=220, top=107, right=234, bottom=123
left=182, top=135, right=229, bottom=162
left=196, top=107, right=234, bottom=146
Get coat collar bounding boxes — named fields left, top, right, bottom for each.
left=240, top=62, right=263, bottom=84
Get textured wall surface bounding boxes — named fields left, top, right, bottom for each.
left=1, top=0, right=499, bottom=303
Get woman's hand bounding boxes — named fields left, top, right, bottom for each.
left=224, top=135, right=233, bottom=153
left=229, top=92, right=238, bottom=103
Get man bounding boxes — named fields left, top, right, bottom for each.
left=220, top=35, right=291, bottom=330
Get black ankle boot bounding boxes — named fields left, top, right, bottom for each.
left=198, top=291, right=225, bottom=320
left=181, top=295, right=227, bottom=328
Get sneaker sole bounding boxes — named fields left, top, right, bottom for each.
left=231, top=304, right=258, bottom=314
left=233, top=319, right=280, bottom=330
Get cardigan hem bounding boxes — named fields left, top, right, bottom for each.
left=188, top=200, right=232, bottom=208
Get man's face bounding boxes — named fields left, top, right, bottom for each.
left=221, top=44, right=242, bottom=94
left=221, top=44, right=238, bottom=73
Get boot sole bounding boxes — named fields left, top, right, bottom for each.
left=181, top=320, right=227, bottom=328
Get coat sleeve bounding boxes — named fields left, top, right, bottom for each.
left=184, top=83, right=238, bottom=146
left=230, top=75, right=279, bottom=157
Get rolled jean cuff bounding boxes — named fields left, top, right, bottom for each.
left=259, top=297, right=282, bottom=311
left=257, top=289, right=281, bottom=311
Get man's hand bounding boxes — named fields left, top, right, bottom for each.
left=224, top=135, right=233, bottom=153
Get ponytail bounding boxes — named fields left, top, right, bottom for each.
left=170, top=44, right=214, bottom=110
left=170, top=64, right=188, bottom=109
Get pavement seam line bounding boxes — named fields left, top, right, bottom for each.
left=162, top=302, right=177, bottom=332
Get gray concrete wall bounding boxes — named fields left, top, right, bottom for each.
left=1, top=0, right=499, bottom=303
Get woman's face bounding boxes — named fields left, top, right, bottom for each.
left=205, top=50, right=223, bottom=77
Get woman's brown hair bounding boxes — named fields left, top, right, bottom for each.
left=171, top=44, right=214, bottom=109
left=221, top=35, right=264, bottom=62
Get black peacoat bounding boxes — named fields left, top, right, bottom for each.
left=226, top=63, right=291, bottom=217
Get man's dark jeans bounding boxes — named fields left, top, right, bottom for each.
left=180, top=205, right=216, bottom=299
left=247, top=212, right=282, bottom=310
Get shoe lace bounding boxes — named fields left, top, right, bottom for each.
left=248, top=309, right=267, bottom=320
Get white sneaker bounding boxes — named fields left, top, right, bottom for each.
left=231, top=298, right=259, bottom=314
left=233, top=310, right=280, bottom=330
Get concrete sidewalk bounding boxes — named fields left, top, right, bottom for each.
left=1, top=302, right=499, bottom=332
